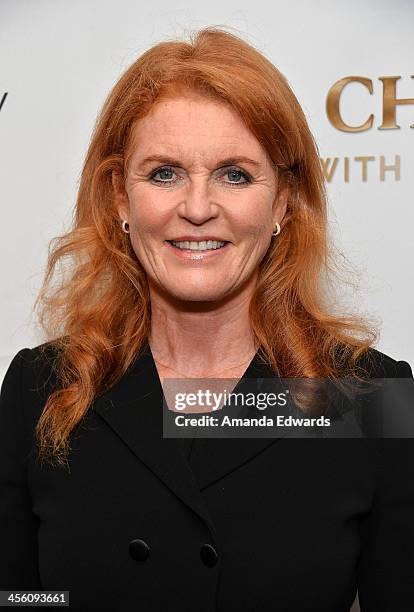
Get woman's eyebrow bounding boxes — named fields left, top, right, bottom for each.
left=137, top=154, right=262, bottom=169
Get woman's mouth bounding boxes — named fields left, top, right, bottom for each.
left=167, top=239, right=228, bottom=251
left=164, top=239, right=231, bottom=261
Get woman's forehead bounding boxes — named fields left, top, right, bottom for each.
left=126, top=99, right=266, bottom=165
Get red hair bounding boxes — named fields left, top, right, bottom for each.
left=33, top=26, right=379, bottom=466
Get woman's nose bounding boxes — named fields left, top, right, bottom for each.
left=177, top=178, right=219, bottom=224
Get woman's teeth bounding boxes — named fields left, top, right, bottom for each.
left=170, top=240, right=226, bottom=251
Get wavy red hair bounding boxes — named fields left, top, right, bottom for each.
left=33, top=26, right=379, bottom=466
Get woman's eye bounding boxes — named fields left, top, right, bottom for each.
left=150, top=167, right=176, bottom=183
left=225, top=168, right=251, bottom=185
left=149, top=166, right=251, bottom=186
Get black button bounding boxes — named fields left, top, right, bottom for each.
left=129, top=538, right=150, bottom=562
left=200, top=543, right=218, bottom=567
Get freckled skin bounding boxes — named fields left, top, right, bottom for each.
left=113, top=92, right=288, bottom=305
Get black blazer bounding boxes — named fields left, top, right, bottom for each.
left=1, top=343, right=414, bottom=611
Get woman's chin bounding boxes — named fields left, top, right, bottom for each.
left=161, top=284, right=233, bottom=305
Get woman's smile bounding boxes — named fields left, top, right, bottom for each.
left=164, top=238, right=232, bottom=261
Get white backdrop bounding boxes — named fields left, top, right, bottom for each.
left=1, top=0, right=413, bottom=380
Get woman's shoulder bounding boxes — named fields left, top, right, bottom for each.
left=353, top=346, right=413, bottom=379
left=0, top=343, right=61, bottom=449
left=1, top=342, right=62, bottom=416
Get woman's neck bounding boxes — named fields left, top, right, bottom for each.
left=148, top=287, right=258, bottom=379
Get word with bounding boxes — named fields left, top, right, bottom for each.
left=320, top=155, right=400, bottom=182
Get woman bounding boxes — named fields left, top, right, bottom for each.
left=1, top=26, right=413, bottom=612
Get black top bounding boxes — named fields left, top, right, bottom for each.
left=1, top=342, right=414, bottom=611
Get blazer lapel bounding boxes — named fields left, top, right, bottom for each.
left=93, top=343, right=287, bottom=539
left=188, top=356, right=287, bottom=490
left=93, top=343, right=217, bottom=537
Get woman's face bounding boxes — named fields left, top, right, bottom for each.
left=113, top=91, right=287, bottom=304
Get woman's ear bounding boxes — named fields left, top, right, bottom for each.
left=111, top=170, right=129, bottom=222
left=272, top=186, right=289, bottom=226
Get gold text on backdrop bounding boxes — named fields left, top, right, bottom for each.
left=326, top=75, right=414, bottom=132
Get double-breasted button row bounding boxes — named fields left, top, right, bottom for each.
left=129, top=539, right=219, bottom=567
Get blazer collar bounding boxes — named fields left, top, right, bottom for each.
left=92, top=342, right=285, bottom=543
